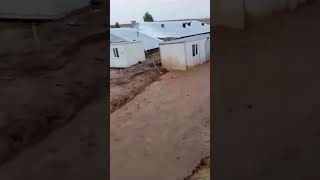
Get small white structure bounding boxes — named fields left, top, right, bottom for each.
left=134, top=20, right=210, bottom=39
left=110, top=41, right=146, bottom=68
left=160, top=34, right=210, bottom=71
left=110, top=28, right=163, bottom=51
left=0, top=0, right=91, bottom=19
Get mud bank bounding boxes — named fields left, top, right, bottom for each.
left=110, top=53, right=166, bottom=113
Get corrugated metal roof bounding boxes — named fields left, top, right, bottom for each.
left=134, top=20, right=210, bottom=39
left=110, top=28, right=163, bottom=51
left=110, top=34, right=128, bottom=43
left=160, top=33, right=210, bottom=45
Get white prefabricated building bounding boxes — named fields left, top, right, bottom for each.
left=0, top=0, right=91, bottom=19
left=160, top=33, right=210, bottom=71
left=110, top=41, right=146, bottom=68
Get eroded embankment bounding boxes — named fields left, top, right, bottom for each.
left=110, top=60, right=167, bottom=113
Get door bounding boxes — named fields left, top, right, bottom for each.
left=199, top=40, right=207, bottom=64
left=191, top=43, right=200, bottom=66
left=186, top=42, right=201, bottom=69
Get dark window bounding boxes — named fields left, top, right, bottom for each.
left=115, top=48, right=119, bottom=57
left=161, top=24, right=165, bottom=28
left=188, top=22, right=191, bottom=26
left=182, top=23, right=186, bottom=28
left=113, top=48, right=119, bottom=58
left=201, top=23, right=205, bottom=26
left=196, top=44, right=198, bottom=55
left=192, top=44, right=195, bottom=56
left=192, top=44, right=198, bottom=56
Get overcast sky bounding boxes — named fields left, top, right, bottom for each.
left=110, top=0, right=210, bottom=24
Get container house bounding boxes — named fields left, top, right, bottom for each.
left=159, top=33, right=210, bottom=71
left=110, top=41, right=146, bottom=68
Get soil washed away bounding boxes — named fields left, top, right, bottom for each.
left=110, top=52, right=167, bottom=113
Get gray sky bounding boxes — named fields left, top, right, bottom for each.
left=110, top=0, right=210, bottom=24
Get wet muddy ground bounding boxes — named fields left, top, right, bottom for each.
left=111, top=63, right=210, bottom=180
left=110, top=52, right=167, bottom=113
left=0, top=4, right=106, bottom=165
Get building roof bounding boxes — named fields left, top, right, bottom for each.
left=133, top=20, right=210, bottom=39
left=109, top=18, right=210, bottom=28
left=111, top=41, right=143, bottom=45
left=110, top=33, right=128, bottom=43
left=155, top=18, right=210, bottom=25
left=109, top=23, right=133, bottom=28
left=160, top=33, right=210, bottom=45
left=110, top=28, right=163, bottom=50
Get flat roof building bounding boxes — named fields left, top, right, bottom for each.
left=160, top=33, right=210, bottom=71
left=110, top=41, right=146, bottom=68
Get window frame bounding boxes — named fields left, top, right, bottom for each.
left=195, top=44, right=198, bottom=55
left=192, top=44, right=198, bottom=57
left=113, top=48, right=119, bottom=58
left=192, top=44, right=195, bottom=56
